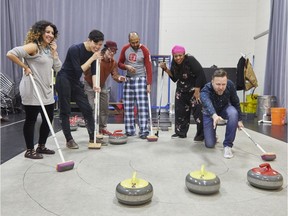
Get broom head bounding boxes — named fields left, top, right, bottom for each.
left=56, top=160, right=74, bottom=172
left=147, top=135, right=158, bottom=142
left=261, top=152, right=276, bottom=161
left=88, top=142, right=102, bottom=149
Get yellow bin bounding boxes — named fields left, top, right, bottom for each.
left=271, top=108, right=286, bottom=125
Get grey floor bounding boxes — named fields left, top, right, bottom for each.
left=1, top=124, right=287, bottom=216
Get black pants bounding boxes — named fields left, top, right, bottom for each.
left=23, top=104, right=54, bottom=149
left=56, top=75, right=94, bottom=142
left=174, top=91, right=204, bottom=137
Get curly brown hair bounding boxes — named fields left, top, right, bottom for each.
left=24, top=20, right=58, bottom=45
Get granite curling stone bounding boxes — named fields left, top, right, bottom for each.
left=247, top=163, right=283, bottom=190
left=116, top=172, right=153, bottom=205
left=69, top=116, right=78, bottom=131
left=186, top=165, right=220, bottom=195
left=109, top=130, right=128, bottom=145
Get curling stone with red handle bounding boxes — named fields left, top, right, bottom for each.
left=116, top=172, right=153, bottom=205
left=69, top=116, right=78, bottom=131
left=186, top=165, right=220, bottom=195
left=109, top=130, right=128, bottom=145
left=247, top=163, right=283, bottom=190
left=75, top=115, right=86, bottom=127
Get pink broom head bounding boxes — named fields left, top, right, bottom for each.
left=56, top=161, right=74, bottom=172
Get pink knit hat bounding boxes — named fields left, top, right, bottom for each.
left=171, top=45, right=185, bottom=55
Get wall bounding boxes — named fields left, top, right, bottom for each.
left=158, top=0, right=270, bottom=108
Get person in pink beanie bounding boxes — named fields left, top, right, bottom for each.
left=160, top=45, right=206, bottom=141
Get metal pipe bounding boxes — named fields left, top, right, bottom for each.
left=254, top=30, right=269, bottom=40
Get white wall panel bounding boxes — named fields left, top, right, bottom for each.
left=158, top=0, right=270, bottom=106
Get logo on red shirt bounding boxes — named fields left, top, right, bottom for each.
left=128, top=53, right=137, bottom=62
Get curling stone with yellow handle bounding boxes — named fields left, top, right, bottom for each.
left=247, top=163, right=283, bottom=190
left=116, top=172, right=153, bottom=205
left=185, top=165, right=220, bottom=194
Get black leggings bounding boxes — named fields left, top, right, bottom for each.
left=23, top=104, right=54, bottom=149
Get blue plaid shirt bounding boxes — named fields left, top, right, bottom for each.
left=200, top=80, right=242, bottom=121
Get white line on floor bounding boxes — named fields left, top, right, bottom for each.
left=1, top=119, right=25, bottom=128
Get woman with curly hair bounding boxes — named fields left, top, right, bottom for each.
left=7, top=20, right=62, bottom=159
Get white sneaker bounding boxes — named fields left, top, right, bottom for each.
left=224, top=146, right=233, bottom=159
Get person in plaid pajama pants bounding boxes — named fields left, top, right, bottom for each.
left=118, top=32, right=152, bottom=139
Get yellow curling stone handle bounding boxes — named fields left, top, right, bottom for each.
left=190, top=165, right=216, bottom=180
left=120, top=172, right=149, bottom=189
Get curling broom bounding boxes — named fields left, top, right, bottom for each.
left=146, top=92, right=158, bottom=142
left=29, top=73, right=74, bottom=172
left=155, top=59, right=165, bottom=137
left=88, top=59, right=102, bottom=149
left=242, top=127, right=276, bottom=161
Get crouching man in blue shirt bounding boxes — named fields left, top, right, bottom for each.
left=200, top=69, right=244, bottom=159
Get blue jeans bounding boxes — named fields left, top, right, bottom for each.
left=203, top=105, right=238, bottom=148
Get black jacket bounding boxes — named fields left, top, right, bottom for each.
left=170, top=55, right=206, bottom=92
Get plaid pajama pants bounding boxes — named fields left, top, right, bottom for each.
left=123, top=77, right=149, bottom=136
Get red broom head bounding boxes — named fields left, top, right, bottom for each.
left=147, top=135, right=158, bottom=142
left=261, top=153, right=276, bottom=161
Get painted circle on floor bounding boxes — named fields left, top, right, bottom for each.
left=20, top=126, right=287, bottom=215
left=74, top=139, right=286, bottom=205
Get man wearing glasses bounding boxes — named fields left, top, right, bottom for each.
left=83, top=41, right=126, bottom=136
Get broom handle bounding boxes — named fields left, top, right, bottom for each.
left=157, top=64, right=165, bottom=131
left=94, top=59, right=100, bottom=143
left=241, top=128, right=267, bottom=154
left=158, top=69, right=164, bottom=115
left=96, top=59, right=100, bottom=128
left=29, top=74, right=66, bottom=162
left=94, top=90, right=98, bottom=143
left=147, top=92, right=153, bottom=135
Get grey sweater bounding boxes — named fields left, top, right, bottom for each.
left=8, top=47, right=62, bottom=105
